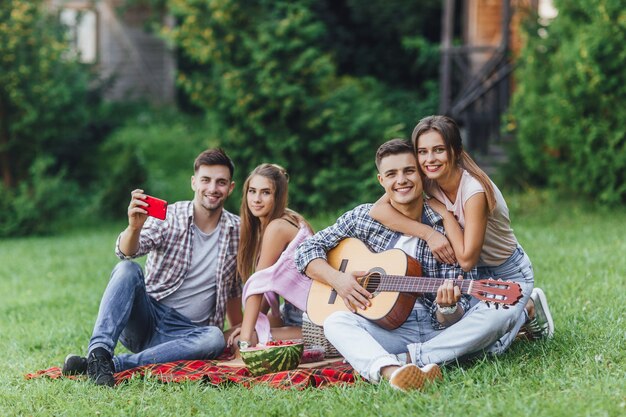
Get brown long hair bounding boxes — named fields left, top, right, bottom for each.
left=411, top=115, right=496, bottom=213
left=237, top=163, right=310, bottom=280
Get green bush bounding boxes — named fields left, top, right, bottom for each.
left=311, top=0, right=442, bottom=90
left=0, top=157, right=79, bottom=236
left=164, top=0, right=437, bottom=214
left=0, top=0, right=93, bottom=189
left=506, top=0, right=626, bottom=204
left=93, top=110, right=226, bottom=218
left=0, top=0, right=134, bottom=235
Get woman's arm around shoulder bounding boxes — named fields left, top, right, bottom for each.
left=369, top=193, right=431, bottom=237
left=430, top=194, right=487, bottom=271
left=369, top=193, right=456, bottom=264
left=255, top=218, right=299, bottom=271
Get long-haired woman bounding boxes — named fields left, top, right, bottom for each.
left=229, top=163, right=313, bottom=349
left=370, top=115, right=553, bottom=359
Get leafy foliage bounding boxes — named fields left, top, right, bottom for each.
left=506, top=0, right=626, bottom=204
left=0, top=157, right=79, bottom=236
left=2, top=0, right=443, bottom=232
left=163, top=0, right=436, bottom=213
left=0, top=1, right=150, bottom=235
left=0, top=0, right=107, bottom=235
left=311, top=0, right=441, bottom=90
left=94, top=110, right=228, bottom=217
left=0, top=0, right=92, bottom=187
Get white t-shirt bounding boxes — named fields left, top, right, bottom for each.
left=429, top=170, right=518, bottom=267
left=394, top=234, right=420, bottom=257
left=160, top=223, right=220, bottom=324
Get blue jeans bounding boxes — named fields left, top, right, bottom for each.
left=281, top=301, right=304, bottom=326
left=88, top=261, right=226, bottom=372
left=408, top=245, right=534, bottom=366
left=324, top=246, right=535, bottom=380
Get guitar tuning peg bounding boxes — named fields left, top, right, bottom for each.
left=503, top=305, right=509, bottom=309
left=495, top=303, right=500, bottom=310
left=485, top=301, right=491, bottom=308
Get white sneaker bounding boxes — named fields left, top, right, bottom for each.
left=395, top=352, right=409, bottom=366
left=526, top=287, right=554, bottom=339
left=388, top=363, right=442, bottom=392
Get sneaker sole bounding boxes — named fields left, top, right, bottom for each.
left=91, top=375, right=116, bottom=387
left=389, top=363, right=442, bottom=392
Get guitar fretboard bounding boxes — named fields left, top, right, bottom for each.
left=364, top=275, right=472, bottom=294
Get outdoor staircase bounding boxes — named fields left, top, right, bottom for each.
left=471, top=141, right=510, bottom=177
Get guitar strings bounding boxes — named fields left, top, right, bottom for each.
left=359, top=274, right=519, bottom=302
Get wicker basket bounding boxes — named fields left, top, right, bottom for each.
left=301, top=313, right=341, bottom=358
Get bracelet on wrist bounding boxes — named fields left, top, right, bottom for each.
left=437, top=303, right=458, bottom=315
left=237, top=340, right=250, bottom=350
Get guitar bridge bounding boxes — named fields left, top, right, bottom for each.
left=328, top=258, right=350, bottom=304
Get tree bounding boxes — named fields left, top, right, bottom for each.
left=312, top=0, right=441, bottom=90
left=163, top=0, right=432, bottom=212
left=0, top=0, right=96, bottom=235
left=507, top=0, right=626, bottom=204
left=115, top=0, right=441, bottom=213
left=0, top=0, right=92, bottom=189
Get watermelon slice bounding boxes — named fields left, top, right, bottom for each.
left=240, top=341, right=304, bottom=376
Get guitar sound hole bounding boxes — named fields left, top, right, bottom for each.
left=363, top=272, right=382, bottom=293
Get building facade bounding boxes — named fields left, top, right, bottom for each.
left=48, top=0, right=175, bottom=104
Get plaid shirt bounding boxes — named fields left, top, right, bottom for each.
left=295, top=203, right=476, bottom=328
left=115, top=201, right=241, bottom=328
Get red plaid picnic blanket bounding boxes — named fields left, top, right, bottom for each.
left=25, top=359, right=356, bottom=390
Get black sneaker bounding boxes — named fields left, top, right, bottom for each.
left=87, top=347, right=116, bottom=387
left=62, top=354, right=88, bottom=376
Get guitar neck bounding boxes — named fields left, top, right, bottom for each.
left=374, top=275, right=472, bottom=294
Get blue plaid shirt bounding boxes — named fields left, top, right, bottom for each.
left=295, top=202, right=477, bottom=328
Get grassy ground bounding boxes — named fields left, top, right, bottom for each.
left=0, top=192, right=624, bottom=416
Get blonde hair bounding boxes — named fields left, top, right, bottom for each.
left=237, top=163, right=310, bottom=280
left=412, top=115, right=496, bottom=213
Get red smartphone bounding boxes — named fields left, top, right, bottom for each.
left=142, top=195, right=168, bottom=220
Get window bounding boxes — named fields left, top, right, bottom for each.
left=60, top=7, right=98, bottom=64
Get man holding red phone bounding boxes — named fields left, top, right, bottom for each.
left=62, top=148, right=243, bottom=387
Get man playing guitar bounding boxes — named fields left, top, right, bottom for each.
left=295, top=139, right=522, bottom=392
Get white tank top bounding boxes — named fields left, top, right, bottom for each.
left=430, top=170, right=518, bottom=267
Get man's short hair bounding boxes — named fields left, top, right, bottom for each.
left=194, top=148, right=235, bottom=178
left=375, top=139, right=414, bottom=171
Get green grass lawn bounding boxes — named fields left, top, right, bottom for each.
left=0, top=193, right=624, bottom=416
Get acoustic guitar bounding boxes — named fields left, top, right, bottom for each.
left=306, top=238, right=523, bottom=329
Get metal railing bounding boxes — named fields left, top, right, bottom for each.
left=439, top=0, right=517, bottom=154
